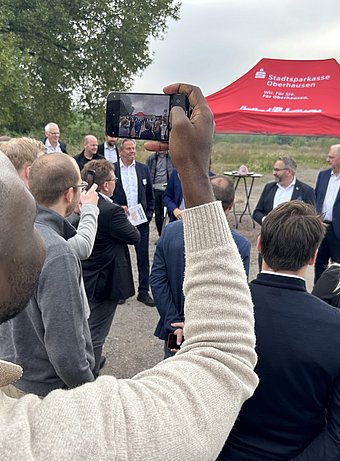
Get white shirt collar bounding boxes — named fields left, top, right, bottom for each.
left=120, top=158, right=135, bottom=168
left=276, top=176, right=296, bottom=191
left=261, top=270, right=305, bottom=281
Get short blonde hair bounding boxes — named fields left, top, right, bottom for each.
left=1, top=137, right=45, bottom=172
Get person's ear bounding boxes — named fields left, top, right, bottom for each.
left=256, top=235, right=262, bottom=255
left=308, top=249, right=318, bottom=266
left=64, top=187, right=74, bottom=203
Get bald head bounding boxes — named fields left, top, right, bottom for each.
left=83, top=135, right=98, bottom=159
left=0, top=152, right=46, bottom=323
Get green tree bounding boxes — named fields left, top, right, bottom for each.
left=1, top=0, right=180, bottom=132
left=0, top=10, right=33, bottom=131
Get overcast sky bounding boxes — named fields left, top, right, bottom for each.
left=131, top=0, right=340, bottom=97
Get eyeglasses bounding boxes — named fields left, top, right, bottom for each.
left=105, top=177, right=117, bottom=183
left=72, top=181, right=88, bottom=191
left=273, top=168, right=289, bottom=172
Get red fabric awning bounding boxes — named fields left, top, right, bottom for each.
left=206, top=58, right=340, bottom=137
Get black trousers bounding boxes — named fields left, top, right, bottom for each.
left=314, top=223, right=340, bottom=283
left=88, top=300, right=118, bottom=377
left=135, top=221, right=150, bottom=295
left=154, top=188, right=165, bottom=236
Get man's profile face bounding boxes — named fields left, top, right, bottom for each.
left=46, top=124, right=60, bottom=144
left=66, top=163, right=83, bottom=217
left=272, top=160, right=291, bottom=185
left=120, top=140, right=136, bottom=166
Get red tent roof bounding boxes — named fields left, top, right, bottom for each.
left=206, top=58, right=340, bottom=137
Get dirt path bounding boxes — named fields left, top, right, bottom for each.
left=102, top=168, right=319, bottom=379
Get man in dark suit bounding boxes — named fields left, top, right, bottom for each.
left=81, top=159, right=140, bottom=377
left=151, top=175, right=251, bottom=358
left=219, top=200, right=340, bottom=460
left=97, top=135, right=119, bottom=163
left=163, top=168, right=184, bottom=222
left=314, top=144, right=340, bottom=282
left=113, top=139, right=155, bottom=306
left=253, top=156, right=315, bottom=225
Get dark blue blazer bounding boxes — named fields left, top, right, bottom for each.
left=162, top=169, right=183, bottom=222
left=113, top=161, right=154, bottom=220
left=220, top=273, right=340, bottom=461
left=163, top=168, right=215, bottom=222
left=315, top=168, right=340, bottom=238
left=253, top=179, right=316, bottom=225
left=150, top=220, right=250, bottom=340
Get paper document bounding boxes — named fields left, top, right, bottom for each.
left=128, top=204, right=147, bottom=226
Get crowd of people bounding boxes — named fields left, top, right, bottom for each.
left=0, top=84, right=340, bottom=459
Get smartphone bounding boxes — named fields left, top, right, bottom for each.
left=85, top=170, right=96, bottom=191
left=106, top=92, right=191, bottom=142
left=167, top=333, right=185, bottom=350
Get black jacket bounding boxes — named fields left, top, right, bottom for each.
left=82, top=195, right=140, bottom=302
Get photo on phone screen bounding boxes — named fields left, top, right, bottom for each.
left=167, top=333, right=184, bottom=350
left=106, top=92, right=191, bottom=142
left=106, top=92, right=171, bottom=142
left=86, top=170, right=96, bottom=191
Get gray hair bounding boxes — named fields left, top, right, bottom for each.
left=331, top=144, right=340, bottom=157
left=278, top=156, right=297, bottom=173
left=44, top=122, right=59, bottom=133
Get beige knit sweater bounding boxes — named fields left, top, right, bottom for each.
left=0, top=201, right=258, bottom=460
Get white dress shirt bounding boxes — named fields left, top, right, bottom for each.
left=45, top=139, right=62, bottom=153
left=322, top=171, right=340, bottom=222
left=120, top=159, right=138, bottom=209
left=273, top=177, right=296, bottom=210
left=104, top=142, right=118, bottom=163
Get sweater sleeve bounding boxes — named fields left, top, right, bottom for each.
left=67, top=204, right=99, bottom=260
left=0, top=201, right=258, bottom=460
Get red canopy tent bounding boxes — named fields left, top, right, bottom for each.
left=206, top=58, right=340, bottom=137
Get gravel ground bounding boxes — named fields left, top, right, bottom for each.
left=101, top=167, right=319, bottom=379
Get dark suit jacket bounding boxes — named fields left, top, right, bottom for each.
left=312, top=263, right=340, bottom=308
left=315, top=168, right=340, bottom=238
left=150, top=220, right=251, bottom=340
left=253, top=179, right=316, bottom=225
left=163, top=169, right=183, bottom=222
left=219, top=273, right=340, bottom=461
left=82, top=195, right=140, bottom=302
left=96, top=142, right=119, bottom=159
left=113, top=161, right=154, bottom=220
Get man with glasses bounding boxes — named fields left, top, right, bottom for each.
left=81, top=160, right=140, bottom=377
left=43, top=122, right=68, bottom=154
left=0, top=154, right=95, bottom=397
left=253, top=156, right=315, bottom=226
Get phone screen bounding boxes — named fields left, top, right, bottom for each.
left=106, top=92, right=172, bottom=142
left=167, top=333, right=184, bottom=350
left=86, top=170, right=95, bottom=191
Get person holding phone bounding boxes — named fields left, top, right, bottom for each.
left=0, top=84, right=257, bottom=460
